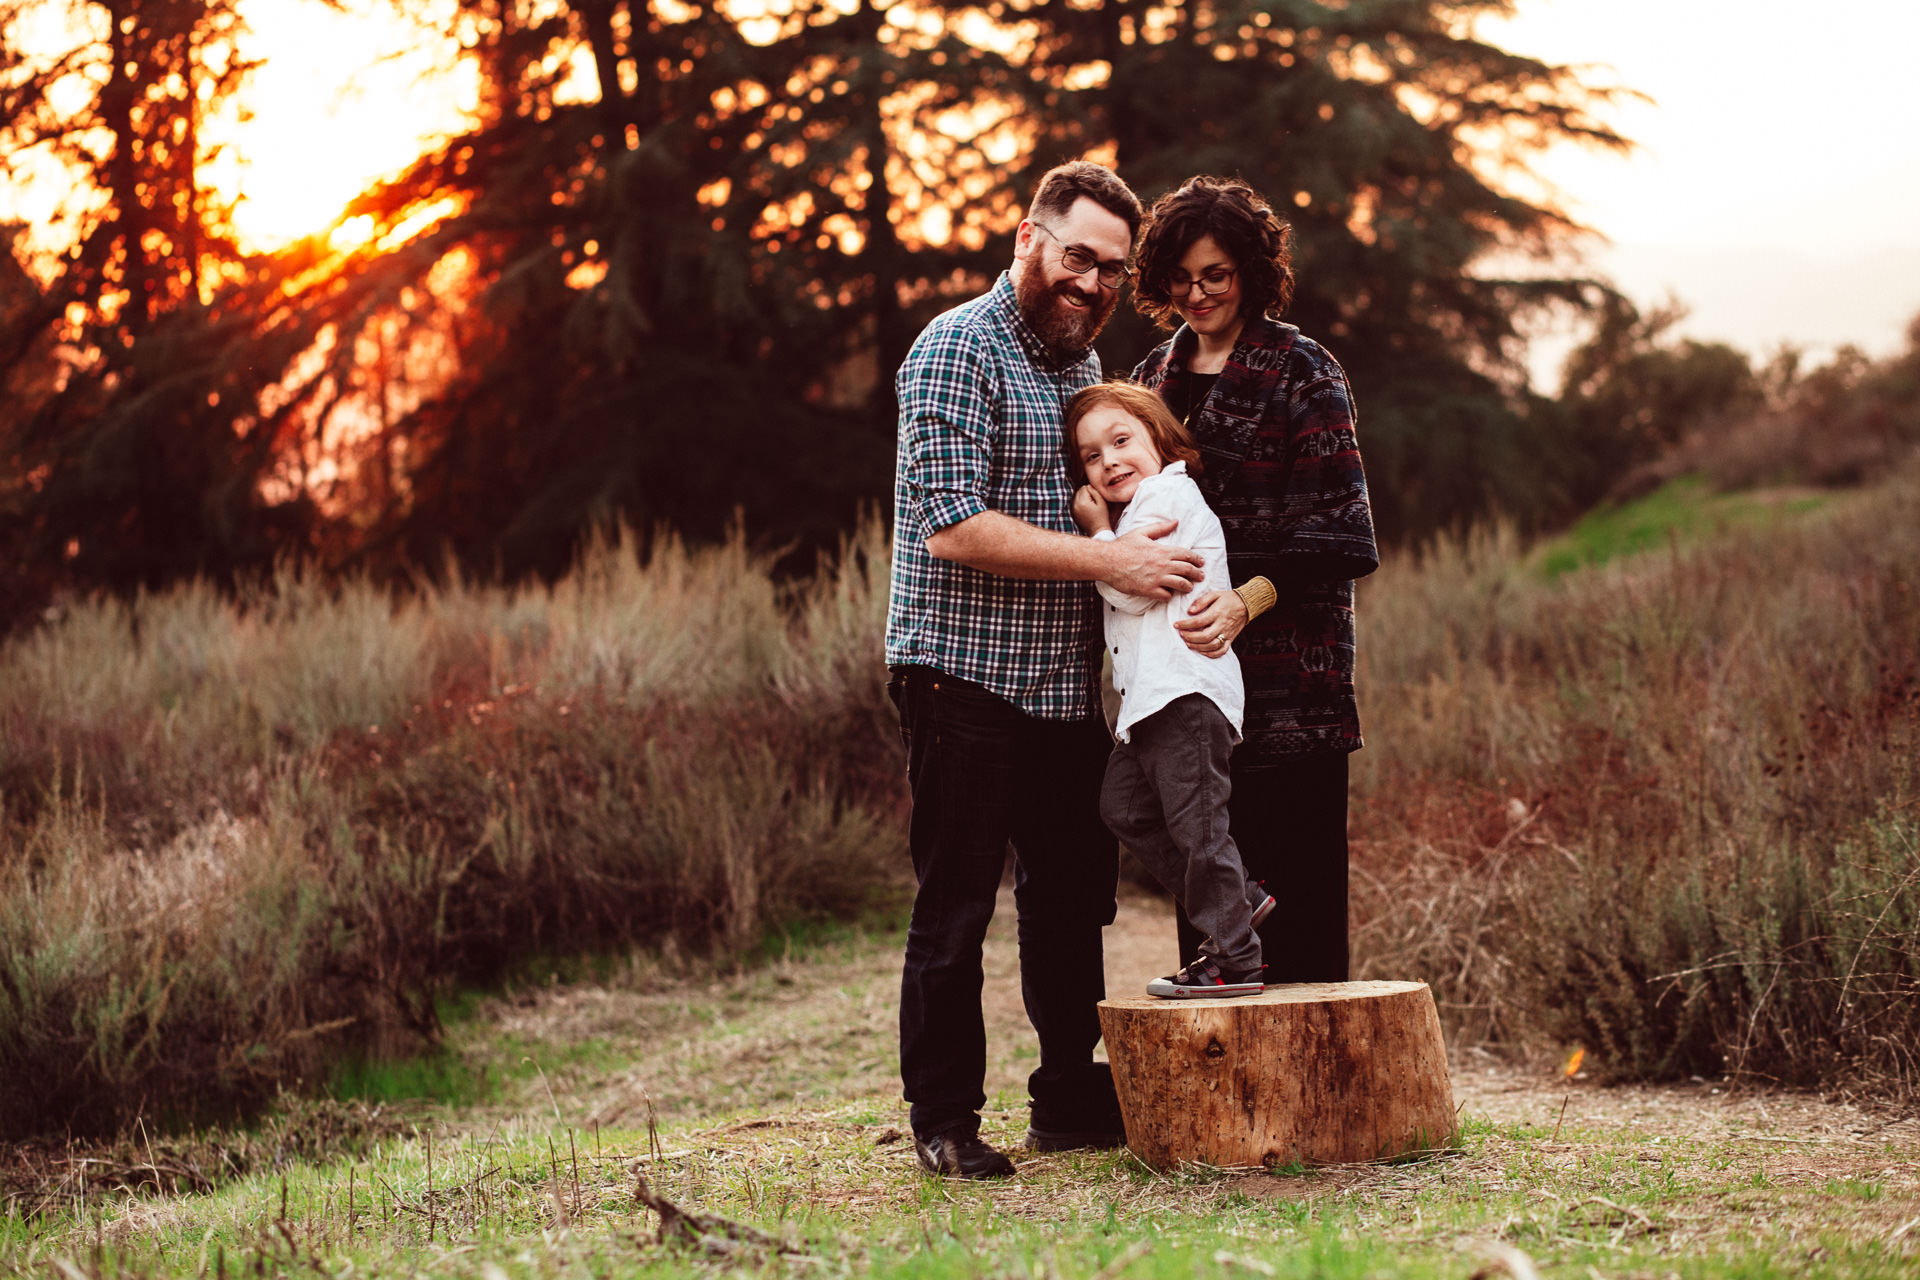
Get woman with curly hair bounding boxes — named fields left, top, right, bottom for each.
left=1125, top=175, right=1379, bottom=983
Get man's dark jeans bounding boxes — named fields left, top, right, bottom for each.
left=887, top=665, right=1120, bottom=1141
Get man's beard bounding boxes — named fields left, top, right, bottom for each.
left=1015, top=268, right=1116, bottom=357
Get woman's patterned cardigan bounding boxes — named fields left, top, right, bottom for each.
left=1132, top=316, right=1379, bottom=762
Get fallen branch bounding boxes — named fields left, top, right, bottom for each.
left=629, top=1168, right=803, bottom=1258
left=1574, top=1195, right=1656, bottom=1232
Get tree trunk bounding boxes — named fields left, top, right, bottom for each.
left=1098, top=981, right=1456, bottom=1170
left=577, top=0, right=630, bottom=138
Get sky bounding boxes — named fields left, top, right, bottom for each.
left=1476, top=0, right=1920, bottom=387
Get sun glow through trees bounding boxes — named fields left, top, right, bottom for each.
left=207, top=0, right=473, bottom=251
left=0, top=0, right=472, bottom=259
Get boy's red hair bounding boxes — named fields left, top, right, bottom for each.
left=1062, top=381, right=1204, bottom=487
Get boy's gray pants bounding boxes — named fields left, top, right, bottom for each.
left=1099, top=693, right=1264, bottom=974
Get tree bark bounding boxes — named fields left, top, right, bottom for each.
left=1098, top=980, right=1456, bottom=1170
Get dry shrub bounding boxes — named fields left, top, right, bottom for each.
left=0, top=521, right=904, bottom=1139
left=0, top=768, right=352, bottom=1137
left=1496, top=807, right=1920, bottom=1091
left=1353, top=460, right=1920, bottom=1095
left=11, top=458, right=1920, bottom=1136
left=1628, top=322, right=1920, bottom=496
left=1348, top=776, right=1539, bottom=1046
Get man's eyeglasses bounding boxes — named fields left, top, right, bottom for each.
left=1168, top=267, right=1237, bottom=297
left=1030, top=222, right=1131, bottom=290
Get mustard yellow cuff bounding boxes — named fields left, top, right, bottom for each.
left=1233, top=575, right=1278, bottom=621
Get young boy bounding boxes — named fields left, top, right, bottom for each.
left=1066, top=381, right=1273, bottom=998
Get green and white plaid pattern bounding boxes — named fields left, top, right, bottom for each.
left=885, top=272, right=1105, bottom=720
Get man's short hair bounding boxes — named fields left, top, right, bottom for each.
left=1029, top=161, right=1144, bottom=242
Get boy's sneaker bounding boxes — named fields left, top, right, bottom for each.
left=1145, top=956, right=1264, bottom=999
left=1249, top=886, right=1276, bottom=930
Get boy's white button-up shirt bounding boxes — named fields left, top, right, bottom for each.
left=1092, top=461, right=1245, bottom=743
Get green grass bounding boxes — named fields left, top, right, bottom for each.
left=326, top=1051, right=501, bottom=1108
left=1534, top=474, right=1827, bottom=578
left=321, top=911, right=918, bottom=1112
left=9, top=1106, right=1916, bottom=1280
left=7, top=907, right=1918, bottom=1280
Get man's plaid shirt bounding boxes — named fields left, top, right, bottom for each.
left=885, top=271, right=1105, bottom=720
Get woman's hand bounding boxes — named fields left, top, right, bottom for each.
left=1071, top=484, right=1112, bottom=535
left=1174, top=588, right=1249, bottom=658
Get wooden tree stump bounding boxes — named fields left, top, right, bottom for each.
left=1098, top=981, right=1455, bottom=1170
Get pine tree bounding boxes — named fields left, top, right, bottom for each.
left=237, top=0, right=1052, bottom=579
left=4, top=0, right=1640, bottom=615
left=0, top=0, right=294, bottom=627
left=1029, top=0, right=1632, bottom=537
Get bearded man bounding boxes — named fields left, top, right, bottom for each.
left=883, top=161, right=1206, bottom=1178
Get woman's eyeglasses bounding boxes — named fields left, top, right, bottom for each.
left=1168, top=267, right=1237, bottom=297
left=1030, top=222, right=1131, bottom=289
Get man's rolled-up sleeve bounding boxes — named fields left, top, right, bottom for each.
left=896, top=328, right=996, bottom=541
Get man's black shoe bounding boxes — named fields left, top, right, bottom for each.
left=913, top=1131, right=1017, bottom=1179
left=1024, top=1124, right=1127, bottom=1152
left=1027, top=1060, right=1126, bottom=1151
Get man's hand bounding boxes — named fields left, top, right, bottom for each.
left=1070, top=485, right=1111, bottom=535
left=1100, top=518, right=1204, bottom=600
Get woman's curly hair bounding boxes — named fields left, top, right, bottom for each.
left=1133, top=176, right=1295, bottom=331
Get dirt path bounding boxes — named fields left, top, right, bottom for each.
left=488, top=885, right=1916, bottom=1165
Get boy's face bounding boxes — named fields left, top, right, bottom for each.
left=1074, top=405, right=1164, bottom=505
